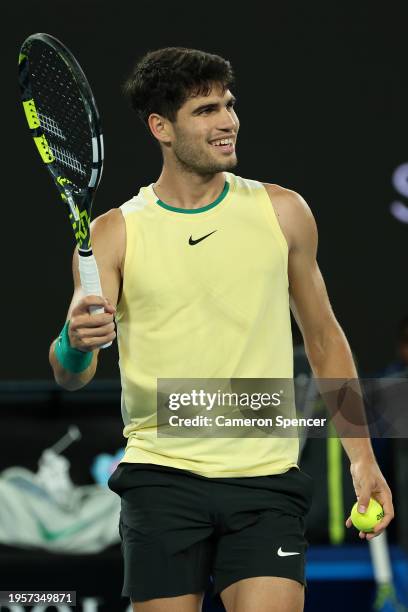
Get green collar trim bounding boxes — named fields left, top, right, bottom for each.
left=155, top=180, right=230, bottom=214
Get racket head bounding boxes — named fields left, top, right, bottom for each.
left=18, top=33, right=104, bottom=250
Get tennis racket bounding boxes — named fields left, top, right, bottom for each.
left=370, top=532, right=408, bottom=612
left=18, top=32, right=111, bottom=347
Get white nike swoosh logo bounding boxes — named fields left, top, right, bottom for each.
left=277, top=546, right=300, bottom=557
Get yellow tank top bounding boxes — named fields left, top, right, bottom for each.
left=116, top=172, right=299, bottom=477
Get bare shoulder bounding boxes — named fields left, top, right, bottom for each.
left=262, top=182, right=314, bottom=223
left=262, top=182, right=317, bottom=250
left=90, top=207, right=126, bottom=272
left=91, top=207, right=125, bottom=234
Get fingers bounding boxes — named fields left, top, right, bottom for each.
left=344, top=514, right=379, bottom=539
left=74, top=321, right=115, bottom=338
left=356, top=489, right=371, bottom=514
left=69, top=295, right=117, bottom=351
left=371, top=491, right=394, bottom=534
left=345, top=489, right=395, bottom=540
left=72, top=331, right=116, bottom=352
left=71, top=295, right=116, bottom=316
left=69, top=324, right=116, bottom=351
left=366, top=530, right=382, bottom=541
left=359, top=528, right=385, bottom=541
left=346, top=522, right=385, bottom=541
left=72, top=312, right=114, bottom=328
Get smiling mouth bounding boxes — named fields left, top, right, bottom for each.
left=209, top=138, right=235, bottom=153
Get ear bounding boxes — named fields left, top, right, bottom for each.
left=148, top=113, right=173, bottom=144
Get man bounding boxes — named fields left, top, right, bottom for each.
left=49, top=48, right=394, bottom=612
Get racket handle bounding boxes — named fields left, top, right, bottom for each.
left=369, top=531, right=393, bottom=584
left=78, top=253, right=112, bottom=349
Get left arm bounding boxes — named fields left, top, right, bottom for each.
left=265, top=184, right=394, bottom=539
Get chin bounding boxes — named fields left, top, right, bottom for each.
left=185, top=153, right=238, bottom=176
left=220, top=157, right=238, bottom=172
left=208, top=155, right=238, bottom=174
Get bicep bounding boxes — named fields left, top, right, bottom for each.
left=89, top=210, right=123, bottom=307
left=287, top=194, right=339, bottom=342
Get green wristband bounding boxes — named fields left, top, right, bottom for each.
left=54, top=321, right=93, bottom=373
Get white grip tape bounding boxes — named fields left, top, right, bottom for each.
left=78, top=253, right=112, bottom=349
left=368, top=531, right=393, bottom=583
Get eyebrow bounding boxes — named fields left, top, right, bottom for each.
left=192, top=95, right=237, bottom=115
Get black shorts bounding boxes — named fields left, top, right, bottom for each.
left=108, top=462, right=313, bottom=603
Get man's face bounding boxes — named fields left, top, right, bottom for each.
left=168, top=83, right=240, bottom=175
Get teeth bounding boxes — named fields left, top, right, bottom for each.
left=211, top=138, right=233, bottom=146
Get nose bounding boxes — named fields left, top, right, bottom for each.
left=218, top=106, right=238, bottom=132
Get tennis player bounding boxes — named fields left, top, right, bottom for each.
left=49, top=48, right=394, bottom=612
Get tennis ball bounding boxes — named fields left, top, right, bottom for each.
left=351, top=498, right=384, bottom=532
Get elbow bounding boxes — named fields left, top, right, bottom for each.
left=50, top=361, right=82, bottom=390
left=304, top=323, right=348, bottom=369
left=52, top=363, right=96, bottom=391
left=54, top=373, right=88, bottom=391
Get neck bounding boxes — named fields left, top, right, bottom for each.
left=153, top=164, right=227, bottom=210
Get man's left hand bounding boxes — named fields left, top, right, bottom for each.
left=345, top=458, right=394, bottom=540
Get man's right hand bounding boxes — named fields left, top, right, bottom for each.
left=68, top=295, right=116, bottom=352
left=50, top=208, right=124, bottom=389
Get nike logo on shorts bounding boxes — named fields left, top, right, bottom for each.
left=277, top=546, right=300, bottom=557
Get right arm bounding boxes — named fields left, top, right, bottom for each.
left=49, top=208, right=125, bottom=390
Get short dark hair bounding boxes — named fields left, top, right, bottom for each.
left=123, top=47, right=235, bottom=125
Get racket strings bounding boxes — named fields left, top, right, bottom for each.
left=50, top=144, right=86, bottom=176
left=37, top=113, right=66, bottom=140
left=28, top=41, right=94, bottom=188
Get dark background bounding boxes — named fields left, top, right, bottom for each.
left=4, top=1, right=408, bottom=379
